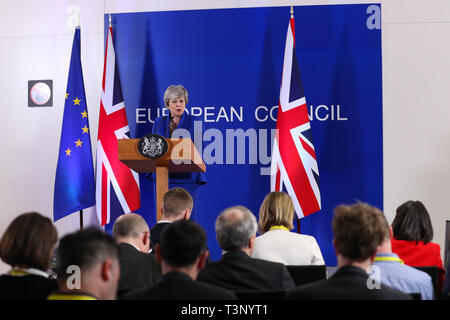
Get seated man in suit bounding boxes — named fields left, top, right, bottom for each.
left=287, top=202, right=411, bottom=300
left=113, top=213, right=161, bottom=297
left=197, top=206, right=295, bottom=291
left=47, top=228, right=120, bottom=300
left=124, top=220, right=235, bottom=300
left=372, top=210, right=434, bottom=299
left=150, top=187, right=193, bottom=252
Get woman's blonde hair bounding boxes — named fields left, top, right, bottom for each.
left=258, top=192, right=294, bottom=234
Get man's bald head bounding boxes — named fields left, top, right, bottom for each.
left=215, top=206, right=257, bottom=251
left=113, top=214, right=149, bottom=240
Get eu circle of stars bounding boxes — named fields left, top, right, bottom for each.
left=63, top=92, right=90, bottom=157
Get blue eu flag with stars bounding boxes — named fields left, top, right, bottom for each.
left=53, top=27, right=95, bottom=221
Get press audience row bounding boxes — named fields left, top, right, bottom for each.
left=0, top=187, right=448, bottom=300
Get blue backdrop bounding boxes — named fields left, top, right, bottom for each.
left=105, top=4, right=383, bottom=265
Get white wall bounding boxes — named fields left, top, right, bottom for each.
left=0, top=0, right=104, bottom=274
left=0, top=0, right=448, bottom=274
left=382, top=0, right=450, bottom=265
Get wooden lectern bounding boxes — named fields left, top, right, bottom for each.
left=118, top=138, right=206, bottom=221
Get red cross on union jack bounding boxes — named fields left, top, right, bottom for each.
left=271, top=17, right=321, bottom=218
left=96, top=27, right=141, bottom=226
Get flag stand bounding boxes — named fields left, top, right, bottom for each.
left=79, top=210, right=83, bottom=229
left=297, top=218, right=301, bottom=234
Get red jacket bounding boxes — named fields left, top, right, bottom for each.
left=391, top=238, right=445, bottom=291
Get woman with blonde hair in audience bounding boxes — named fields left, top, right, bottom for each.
left=252, top=191, right=324, bottom=265
left=0, top=212, right=58, bottom=300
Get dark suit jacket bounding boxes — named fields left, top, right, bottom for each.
left=150, top=222, right=213, bottom=264
left=117, top=242, right=161, bottom=296
left=150, top=222, right=171, bottom=252
left=287, top=265, right=412, bottom=300
left=123, top=271, right=236, bottom=300
left=0, top=274, right=57, bottom=300
left=197, top=250, right=295, bottom=291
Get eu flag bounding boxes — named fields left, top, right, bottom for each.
left=53, top=27, right=95, bottom=221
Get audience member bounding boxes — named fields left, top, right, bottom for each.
left=287, top=202, right=411, bottom=300
left=197, top=206, right=295, bottom=291
left=112, top=213, right=161, bottom=297
left=47, top=227, right=120, bottom=300
left=372, top=209, right=434, bottom=299
left=391, top=200, right=445, bottom=290
left=150, top=187, right=193, bottom=251
left=124, top=220, right=236, bottom=300
left=441, top=265, right=450, bottom=300
left=252, top=191, right=324, bottom=265
left=0, top=212, right=58, bottom=300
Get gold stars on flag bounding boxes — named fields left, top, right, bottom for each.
left=63, top=92, right=91, bottom=158
left=75, top=139, right=83, bottom=147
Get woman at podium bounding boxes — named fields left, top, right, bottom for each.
left=148, top=85, right=207, bottom=219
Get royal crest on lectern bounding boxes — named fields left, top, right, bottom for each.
left=138, top=134, right=168, bottom=159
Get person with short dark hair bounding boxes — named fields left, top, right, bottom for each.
left=124, top=220, right=235, bottom=300
left=390, top=200, right=445, bottom=290
left=197, top=206, right=295, bottom=291
left=150, top=187, right=194, bottom=251
left=47, top=227, right=120, bottom=300
left=0, top=212, right=58, bottom=300
left=287, top=202, right=411, bottom=300
left=113, top=213, right=161, bottom=297
left=372, top=208, right=434, bottom=299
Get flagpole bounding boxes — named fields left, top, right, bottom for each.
left=79, top=206, right=83, bottom=228
left=292, top=5, right=298, bottom=234
left=77, top=13, right=84, bottom=231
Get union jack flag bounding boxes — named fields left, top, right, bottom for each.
left=270, top=13, right=321, bottom=218
left=96, top=25, right=141, bottom=226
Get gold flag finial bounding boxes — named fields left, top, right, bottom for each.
left=109, top=14, right=112, bottom=27
left=290, top=6, right=294, bottom=19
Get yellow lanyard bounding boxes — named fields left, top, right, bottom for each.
left=269, top=225, right=289, bottom=231
left=47, top=294, right=97, bottom=300
left=8, top=270, right=28, bottom=276
left=374, top=256, right=404, bottom=264
left=7, top=268, right=48, bottom=277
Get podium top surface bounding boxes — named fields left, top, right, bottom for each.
left=118, top=138, right=206, bottom=173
